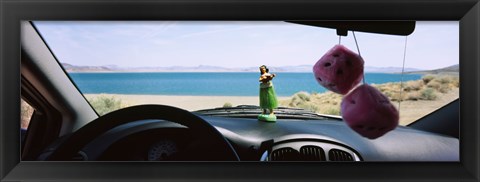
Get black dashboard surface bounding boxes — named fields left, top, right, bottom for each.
left=202, top=115, right=459, bottom=161
left=75, top=115, right=458, bottom=161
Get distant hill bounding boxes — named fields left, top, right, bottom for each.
left=365, top=66, right=421, bottom=73
left=61, top=62, right=425, bottom=73
left=405, top=64, right=459, bottom=75
left=61, top=63, right=118, bottom=72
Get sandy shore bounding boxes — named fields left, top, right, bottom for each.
left=85, top=94, right=290, bottom=111
left=85, top=88, right=458, bottom=126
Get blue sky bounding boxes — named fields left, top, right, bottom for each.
left=34, top=21, right=458, bottom=70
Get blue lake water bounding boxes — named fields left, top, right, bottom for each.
left=68, top=72, right=422, bottom=97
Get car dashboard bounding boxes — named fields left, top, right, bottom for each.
left=205, top=116, right=459, bottom=161
left=44, top=114, right=458, bottom=162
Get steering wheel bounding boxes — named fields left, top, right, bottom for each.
left=47, top=105, right=240, bottom=161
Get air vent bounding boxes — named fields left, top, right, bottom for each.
left=328, top=149, right=354, bottom=161
left=300, top=145, right=326, bottom=161
left=270, top=147, right=300, bottom=161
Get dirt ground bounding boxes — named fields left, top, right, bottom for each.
left=395, top=88, right=459, bottom=125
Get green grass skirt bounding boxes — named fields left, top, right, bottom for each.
left=259, top=85, right=278, bottom=109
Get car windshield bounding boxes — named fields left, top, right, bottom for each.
left=32, top=21, right=459, bottom=126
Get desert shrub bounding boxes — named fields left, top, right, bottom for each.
left=420, top=88, right=437, bottom=100
left=389, top=82, right=402, bottom=90
left=280, top=90, right=343, bottom=116
left=390, top=92, right=406, bottom=102
left=406, top=92, right=421, bottom=101
left=437, top=84, right=451, bottom=93
left=223, top=102, right=233, bottom=108
left=288, top=91, right=313, bottom=107
left=424, top=75, right=458, bottom=89
left=295, top=91, right=311, bottom=102
left=377, top=83, right=389, bottom=90
left=403, top=80, right=423, bottom=92
left=426, top=79, right=452, bottom=93
left=289, top=96, right=304, bottom=107
left=297, top=102, right=319, bottom=113
left=439, top=75, right=459, bottom=88
left=422, top=75, right=435, bottom=84
left=435, top=76, right=453, bottom=84
left=322, top=106, right=341, bottom=115
left=442, top=76, right=459, bottom=89
left=88, top=95, right=126, bottom=116
left=452, top=78, right=460, bottom=87
left=382, top=91, right=393, bottom=98
left=314, top=92, right=341, bottom=105
left=426, top=81, right=441, bottom=90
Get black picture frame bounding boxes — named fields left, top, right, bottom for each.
left=1, top=0, right=479, bottom=181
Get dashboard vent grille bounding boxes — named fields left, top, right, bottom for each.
left=270, top=147, right=300, bottom=161
left=328, top=149, right=354, bottom=161
left=300, top=145, right=326, bottom=161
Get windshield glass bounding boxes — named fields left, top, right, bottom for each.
left=33, top=21, right=459, bottom=126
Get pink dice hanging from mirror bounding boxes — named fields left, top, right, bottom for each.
left=313, top=43, right=399, bottom=139
left=313, top=45, right=364, bottom=95
left=341, top=84, right=399, bottom=139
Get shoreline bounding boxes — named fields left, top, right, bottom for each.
left=84, top=88, right=459, bottom=125
left=69, top=71, right=430, bottom=74
left=85, top=94, right=290, bottom=111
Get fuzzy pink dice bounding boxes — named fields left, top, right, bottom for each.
left=341, top=84, right=399, bottom=139
left=313, top=45, right=364, bottom=94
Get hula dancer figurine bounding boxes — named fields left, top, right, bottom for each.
left=258, top=65, right=279, bottom=122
